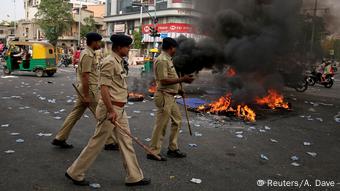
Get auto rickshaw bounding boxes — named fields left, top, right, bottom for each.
left=2, top=41, right=57, bottom=77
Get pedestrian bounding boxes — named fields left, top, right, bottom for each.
left=52, top=32, right=118, bottom=151
left=147, top=37, right=195, bottom=161
left=73, top=46, right=81, bottom=68
left=65, top=34, right=151, bottom=187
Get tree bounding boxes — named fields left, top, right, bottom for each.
left=132, top=28, right=142, bottom=49
left=80, top=16, right=97, bottom=39
left=36, top=0, right=72, bottom=46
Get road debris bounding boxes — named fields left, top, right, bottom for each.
left=127, top=102, right=134, bottom=105
left=48, top=99, right=56, bottom=103
left=306, top=152, right=317, bottom=157
left=16, top=139, right=24, bottom=143
left=194, top=132, right=202, bottom=137
left=133, top=110, right=141, bottom=114
left=37, top=133, right=52, bottom=137
left=291, top=162, right=301, bottom=167
left=270, top=139, right=278, bottom=143
left=190, top=178, right=202, bottom=184
left=10, top=133, right=20, bottom=136
left=194, top=124, right=201, bottom=127
left=54, top=116, right=62, bottom=120
left=334, top=112, right=340, bottom=123
left=170, top=176, right=175, bottom=180
left=259, top=129, right=266, bottom=133
left=189, top=143, right=198, bottom=147
left=89, top=183, right=101, bottom=189
left=290, top=156, right=299, bottom=161
left=236, top=134, right=243, bottom=138
left=303, top=142, right=312, bottom=146
left=315, top=118, right=323, bottom=122
left=1, top=124, right=10, bottom=128
left=264, top=126, right=271, bottom=130
left=150, top=113, right=155, bottom=117
left=84, top=114, right=89, bottom=118
left=260, top=154, right=269, bottom=161
left=145, top=138, right=151, bottom=142
left=4, top=150, right=15, bottom=154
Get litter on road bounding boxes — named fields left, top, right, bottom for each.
left=1, top=124, right=10, bottom=127
left=264, top=126, right=271, bottom=130
left=37, top=133, right=52, bottom=137
left=189, top=144, right=198, bottom=147
left=145, top=138, right=151, bottom=142
left=290, top=156, right=299, bottom=161
left=306, top=152, right=317, bottom=157
left=89, top=183, right=101, bottom=189
left=16, top=139, right=24, bottom=143
left=190, top=178, right=202, bottom=184
left=10, top=133, right=20, bottom=136
left=4, top=150, right=15, bottom=154
left=54, top=116, right=62, bottom=120
left=303, top=142, right=312, bottom=146
left=260, top=154, right=269, bottom=161
left=270, top=139, right=278, bottom=143
left=236, top=134, right=243, bottom=138
left=291, top=162, right=301, bottom=167
left=133, top=110, right=141, bottom=114
left=194, top=132, right=202, bottom=137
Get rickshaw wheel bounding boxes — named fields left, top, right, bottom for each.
left=3, top=66, right=11, bottom=75
left=35, top=69, right=44, bottom=77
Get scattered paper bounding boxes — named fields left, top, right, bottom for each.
left=259, top=129, right=266, bottom=133
left=4, top=150, right=15, bottom=154
left=127, top=102, right=134, bottom=105
left=236, top=134, right=243, bottom=138
left=54, top=116, right=62, bottom=120
left=190, top=178, right=202, bottom=184
left=89, top=183, right=101, bottom=189
left=150, top=113, right=155, bottom=117
left=194, top=132, right=202, bottom=137
left=189, top=143, right=198, bottom=147
left=303, top=142, right=312, bottom=146
left=235, top=131, right=243, bottom=135
left=10, top=133, right=20, bottom=136
left=84, top=114, right=89, bottom=118
left=152, top=109, right=158, bottom=112
left=270, top=139, right=278, bottom=143
left=16, top=139, right=24, bottom=143
left=145, top=138, right=151, bottom=142
left=290, top=156, right=299, bottom=161
left=133, top=110, right=141, bottom=114
left=48, top=99, right=56, bottom=103
left=194, top=124, right=201, bottom=127
left=264, top=126, right=271, bottom=130
left=37, top=133, right=52, bottom=137
left=334, top=112, right=340, bottom=123
left=291, top=162, right=300, bottom=167
left=260, top=154, right=269, bottom=161
left=1, top=124, right=9, bottom=128
left=315, top=118, right=323, bottom=122
left=306, top=152, right=317, bottom=157
left=249, top=126, right=256, bottom=130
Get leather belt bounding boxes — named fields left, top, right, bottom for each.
left=112, top=101, right=126, bottom=108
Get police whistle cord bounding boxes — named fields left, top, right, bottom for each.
left=72, top=83, right=161, bottom=160
left=179, top=81, right=193, bottom=136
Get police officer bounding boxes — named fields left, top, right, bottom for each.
left=65, top=34, right=151, bottom=187
left=52, top=32, right=118, bottom=151
left=147, top=37, right=194, bottom=161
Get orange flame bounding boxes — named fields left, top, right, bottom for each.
left=148, top=84, right=157, bottom=94
left=128, top=92, right=144, bottom=98
left=197, top=93, right=256, bottom=122
left=255, top=89, right=289, bottom=109
left=226, top=67, right=236, bottom=77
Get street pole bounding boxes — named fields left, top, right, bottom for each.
left=310, top=0, right=318, bottom=54
left=78, top=0, right=82, bottom=47
left=13, top=0, right=16, bottom=37
left=153, top=0, right=157, bottom=48
left=140, top=0, right=143, bottom=30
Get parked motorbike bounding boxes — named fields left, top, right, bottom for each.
left=279, top=70, right=308, bottom=92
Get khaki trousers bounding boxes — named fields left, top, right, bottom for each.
left=150, top=91, right=182, bottom=154
left=67, top=101, right=144, bottom=183
left=55, top=86, right=116, bottom=145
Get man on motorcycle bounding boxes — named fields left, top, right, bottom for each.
left=321, top=61, right=333, bottom=82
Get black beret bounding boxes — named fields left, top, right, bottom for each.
left=85, top=32, right=102, bottom=41
left=110, top=34, right=133, bottom=47
left=162, top=37, right=178, bottom=48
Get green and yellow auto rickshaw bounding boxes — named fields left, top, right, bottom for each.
left=3, top=41, right=57, bottom=77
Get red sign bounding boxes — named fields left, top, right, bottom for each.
left=142, top=23, right=195, bottom=34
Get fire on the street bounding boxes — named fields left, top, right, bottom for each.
left=197, top=93, right=256, bottom=122
left=255, top=89, right=290, bottom=109
left=148, top=84, right=157, bottom=94
left=197, top=89, right=289, bottom=122
left=128, top=92, right=145, bottom=102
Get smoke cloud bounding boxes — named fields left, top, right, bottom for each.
left=173, top=0, right=307, bottom=103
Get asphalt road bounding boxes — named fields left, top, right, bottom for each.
left=0, top=66, right=339, bottom=191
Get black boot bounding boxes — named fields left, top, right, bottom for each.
left=146, top=154, right=167, bottom=161
left=51, top=139, right=73, bottom=149
left=65, top=172, right=89, bottom=186
left=167, top=149, right=186, bottom=158
left=125, top=178, right=151, bottom=186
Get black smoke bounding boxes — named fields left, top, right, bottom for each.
left=173, top=0, right=308, bottom=102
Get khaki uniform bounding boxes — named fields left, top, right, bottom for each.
left=55, top=46, right=116, bottom=145
left=150, top=52, right=182, bottom=154
left=66, top=51, right=144, bottom=183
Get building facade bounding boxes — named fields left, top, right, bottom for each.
left=104, top=0, right=201, bottom=48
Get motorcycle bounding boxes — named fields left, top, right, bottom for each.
left=306, top=67, right=335, bottom=88
left=57, top=54, right=72, bottom=67
left=279, top=70, right=308, bottom=92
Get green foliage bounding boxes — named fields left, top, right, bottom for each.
left=132, top=28, right=142, bottom=49
left=36, top=0, right=72, bottom=46
left=80, top=16, right=97, bottom=38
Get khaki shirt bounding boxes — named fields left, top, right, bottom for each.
left=77, top=46, right=98, bottom=87
left=99, top=51, right=128, bottom=103
left=154, top=52, right=179, bottom=94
